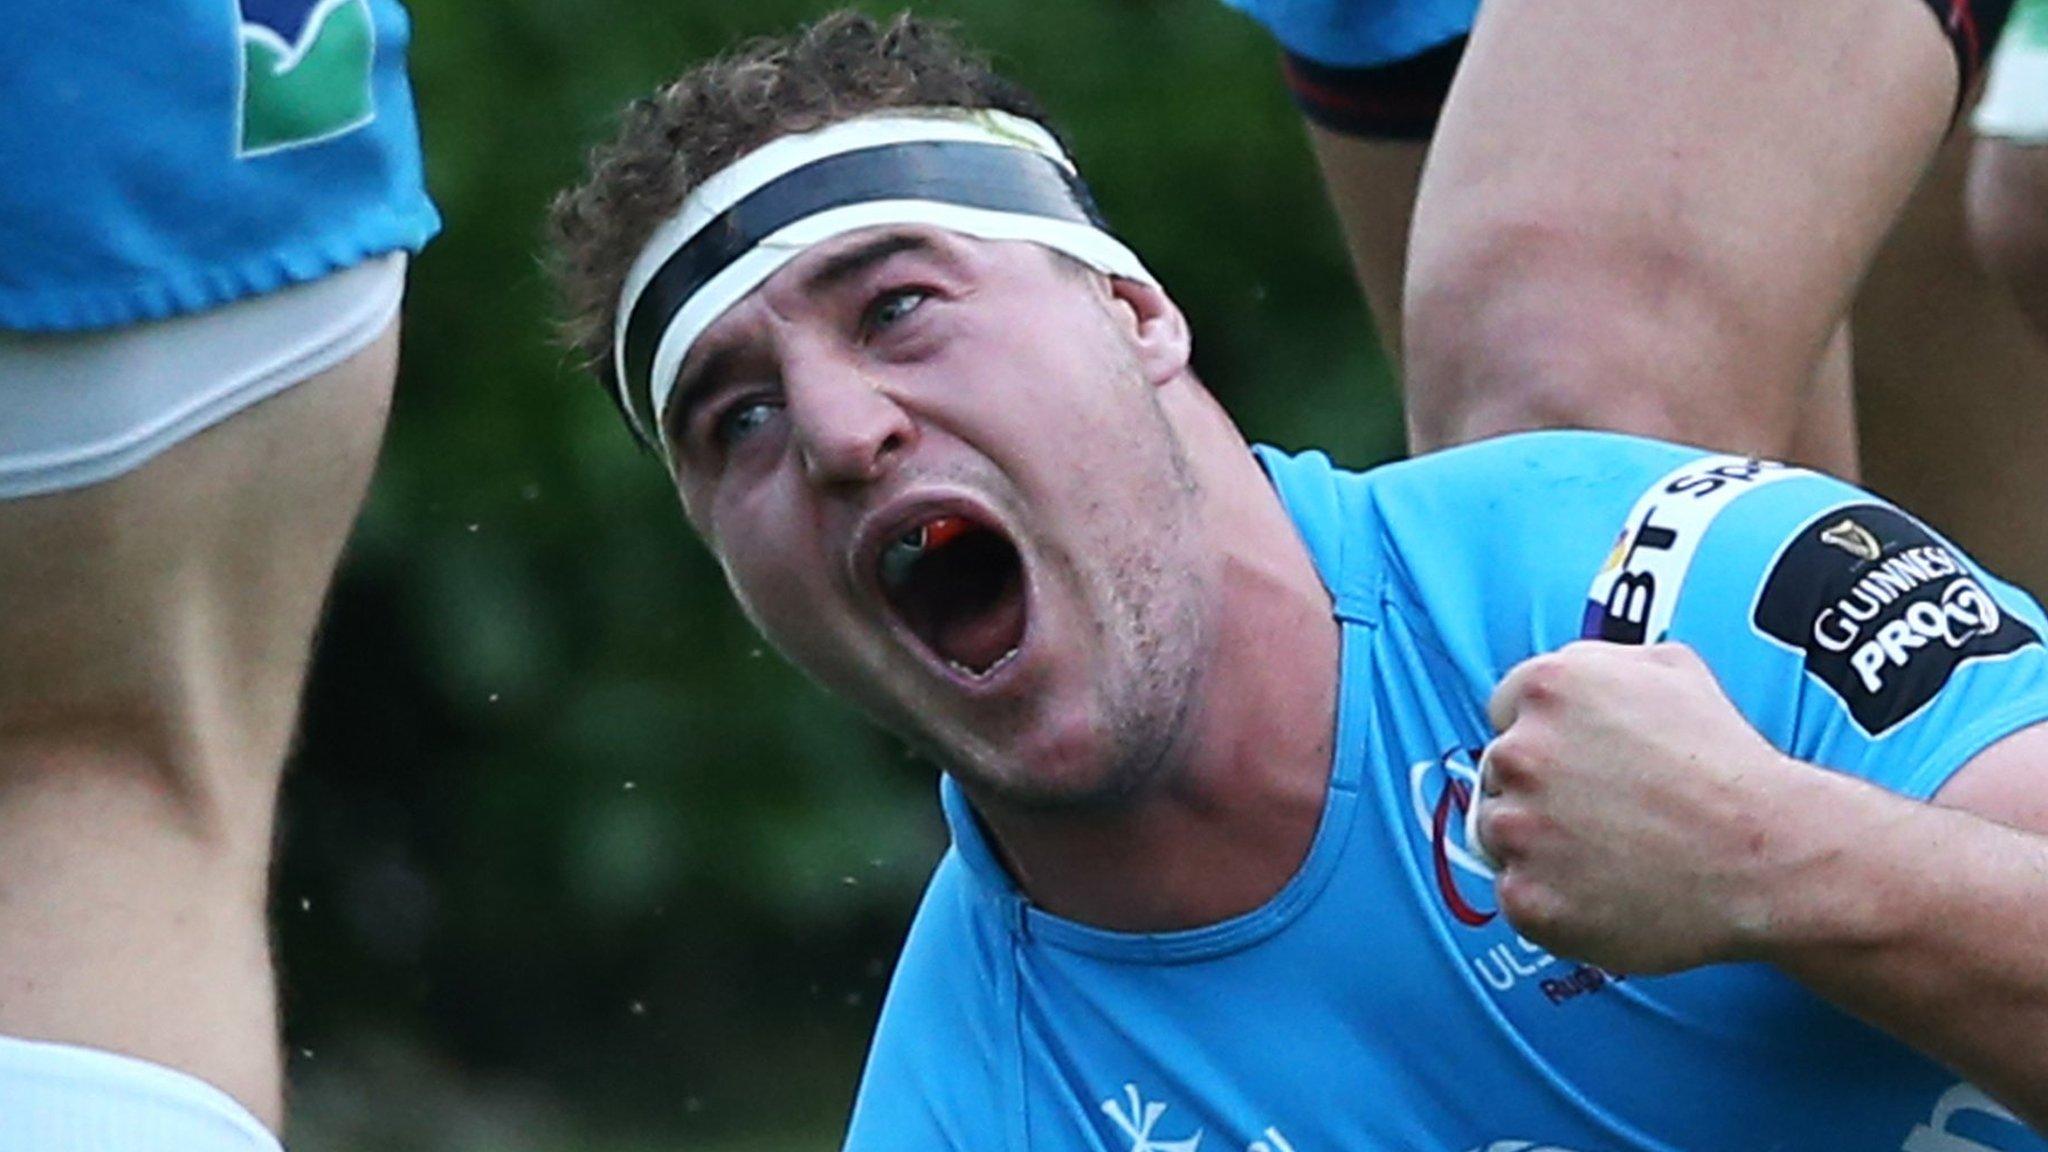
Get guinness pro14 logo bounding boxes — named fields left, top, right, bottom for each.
left=1752, top=504, right=2039, bottom=735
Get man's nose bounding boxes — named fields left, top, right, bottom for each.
left=785, top=354, right=917, bottom=485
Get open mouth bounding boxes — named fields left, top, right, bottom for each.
left=876, top=512, right=1028, bottom=679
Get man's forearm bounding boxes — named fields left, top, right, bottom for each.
left=1479, top=641, right=2048, bottom=1133
left=1757, top=763, right=2048, bottom=1134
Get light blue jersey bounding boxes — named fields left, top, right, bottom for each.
left=1218, top=0, right=1477, bottom=69
left=0, top=0, right=440, bottom=331
left=845, top=431, right=2048, bottom=1152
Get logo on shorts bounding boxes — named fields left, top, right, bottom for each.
left=235, top=0, right=378, bottom=157
left=1753, top=504, right=2040, bottom=734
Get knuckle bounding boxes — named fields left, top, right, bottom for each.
left=1496, top=874, right=1562, bottom=935
left=1483, top=803, right=1539, bottom=856
left=1649, top=640, right=1698, bottom=668
left=1471, top=802, right=1504, bottom=854
left=1473, top=823, right=1510, bottom=873
left=1484, top=736, right=1541, bottom=788
left=1518, top=655, right=1567, bottom=704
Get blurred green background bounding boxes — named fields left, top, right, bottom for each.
left=277, top=1, right=1402, bottom=1148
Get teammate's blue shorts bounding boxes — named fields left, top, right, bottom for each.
left=1225, top=0, right=2020, bottom=139
left=1216, top=0, right=1477, bottom=73
left=0, top=0, right=439, bottom=494
left=0, top=0, right=440, bottom=332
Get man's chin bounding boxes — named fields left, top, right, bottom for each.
left=931, top=727, right=1176, bottom=816
left=960, top=771, right=1153, bottom=815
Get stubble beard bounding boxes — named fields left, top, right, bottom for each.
left=935, top=420, right=1212, bottom=814
left=915, top=550, right=1209, bottom=814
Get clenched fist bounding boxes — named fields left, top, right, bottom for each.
left=1472, top=640, right=1833, bottom=975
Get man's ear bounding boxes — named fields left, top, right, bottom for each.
left=1107, top=276, right=1193, bottom=386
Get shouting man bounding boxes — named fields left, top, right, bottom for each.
left=549, top=14, right=2048, bottom=1150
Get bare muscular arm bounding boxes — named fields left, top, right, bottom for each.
left=1476, top=641, right=2048, bottom=1131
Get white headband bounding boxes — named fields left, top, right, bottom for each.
left=610, top=108, right=1157, bottom=450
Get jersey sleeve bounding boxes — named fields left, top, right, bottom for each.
left=1596, top=461, right=2048, bottom=799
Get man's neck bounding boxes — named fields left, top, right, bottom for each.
left=966, top=426, right=1342, bottom=932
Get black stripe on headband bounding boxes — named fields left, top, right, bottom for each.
left=620, top=139, right=1111, bottom=441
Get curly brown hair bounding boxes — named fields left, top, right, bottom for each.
left=545, top=10, right=1059, bottom=413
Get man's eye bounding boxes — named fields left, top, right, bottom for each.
left=711, top=399, right=781, bottom=448
left=861, top=289, right=929, bottom=337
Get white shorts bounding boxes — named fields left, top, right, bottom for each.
left=1974, top=1, right=2048, bottom=143
left=0, top=253, right=406, bottom=499
left=0, top=1034, right=280, bottom=1151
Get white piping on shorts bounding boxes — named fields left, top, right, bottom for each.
left=0, top=1033, right=280, bottom=1151
left=1973, top=22, right=2048, bottom=143
left=0, top=253, right=406, bottom=499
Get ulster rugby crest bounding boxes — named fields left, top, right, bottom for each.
left=235, top=0, right=378, bottom=157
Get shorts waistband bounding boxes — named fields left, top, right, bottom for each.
left=0, top=1033, right=280, bottom=1152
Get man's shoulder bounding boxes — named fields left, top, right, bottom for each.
left=1261, top=431, right=1857, bottom=678
left=1370, top=428, right=1710, bottom=495
left=869, top=846, right=1013, bottom=1047
left=844, top=850, right=1012, bottom=1150
left=1347, top=430, right=1827, bottom=553
left=1261, top=429, right=1714, bottom=515
left=1258, top=430, right=1723, bottom=599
